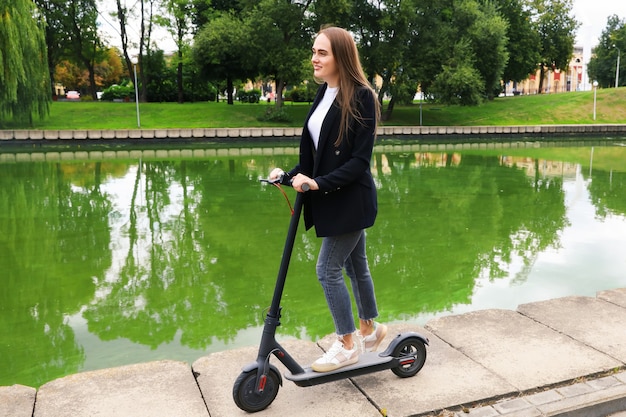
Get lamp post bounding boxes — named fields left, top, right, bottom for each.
left=132, top=59, right=141, bottom=128
left=616, top=47, right=621, bottom=88
left=593, top=80, right=598, bottom=121
left=418, top=88, right=423, bottom=126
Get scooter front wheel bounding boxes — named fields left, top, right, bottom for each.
left=391, top=337, right=427, bottom=378
left=233, top=367, right=281, bottom=412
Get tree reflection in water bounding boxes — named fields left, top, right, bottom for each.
left=1, top=143, right=625, bottom=387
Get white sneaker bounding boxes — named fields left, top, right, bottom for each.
left=311, top=340, right=359, bottom=372
left=358, top=322, right=388, bottom=353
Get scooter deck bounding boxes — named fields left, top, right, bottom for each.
left=284, top=352, right=395, bottom=387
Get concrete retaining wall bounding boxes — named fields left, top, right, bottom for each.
left=2, top=124, right=626, bottom=143
left=0, top=138, right=617, bottom=164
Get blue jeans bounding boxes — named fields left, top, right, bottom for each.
left=316, top=229, right=379, bottom=336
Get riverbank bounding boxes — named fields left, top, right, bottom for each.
left=1, top=123, right=626, bottom=145
left=3, top=288, right=626, bottom=417
left=4, top=89, right=626, bottom=131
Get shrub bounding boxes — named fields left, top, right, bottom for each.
left=257, top=106, right=292, bottom=123
left=237, top=89, right=262, bottom=103
left=101, top=84, right=135, bottom=101
left=285, top=85, right=317, bottom=102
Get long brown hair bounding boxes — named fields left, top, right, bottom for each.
left=315, top=26, right=380, bottom=146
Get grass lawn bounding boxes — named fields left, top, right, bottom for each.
left=3, top=87, right=626, bottom=130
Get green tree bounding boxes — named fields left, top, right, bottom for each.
left=460, top=0, right=509, bottom=99
left=191, top=0, right=243, bottom=29
left=495, top=0, right=541, bottom=87
left=156, top=0, right=195, bottom=103
left=431, top=39, right=485, bottom=105
left=531, top=0, right=579, bottom=93
left=0, top=0, right=50, bottom=125
left=350, top=0, right=417, bottom=119
left=588, top=15, right=626, bottom=88
left=308, top=0, right=353, bottom=30
left=193, top=12, right=254, bottom=104
left=66, top=0, right=103, bottom=99
left=112, top=0, right=158, bottom=102
left=243, top=0, right=313, bottom=107
left=34, top=0, right=68, bottom=97
left=423, top=0, right=508, bottom=105
left=408, top=0, right=456, bottom=97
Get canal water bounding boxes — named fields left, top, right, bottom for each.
left=1, top=139, right=625, bottom=388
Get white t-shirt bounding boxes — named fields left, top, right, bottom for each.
left=307, top=86, right=339, bottom=150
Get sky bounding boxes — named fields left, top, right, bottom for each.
left=571, top=0, right=626, bottom=88
left=573, top=0, right=626, bottom=57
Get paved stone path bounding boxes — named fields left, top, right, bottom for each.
left=2, top=288, right=626, bottom=417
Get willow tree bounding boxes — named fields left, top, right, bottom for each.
left=0, top=0, right=50, bottom=125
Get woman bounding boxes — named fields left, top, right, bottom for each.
left=269, top=26, right=387, bottom=372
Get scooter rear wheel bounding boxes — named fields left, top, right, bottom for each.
left=391, top=337, right=427, bottom=378
left=233, top=368, right=280, bottom=412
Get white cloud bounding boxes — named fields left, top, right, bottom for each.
left=573, top=0, right=626, bottom=57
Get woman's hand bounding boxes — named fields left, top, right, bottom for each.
left=292, top=173, right=319, bottom=192
left=269, top=168, right=284, bottom=181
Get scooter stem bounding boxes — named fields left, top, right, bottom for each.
left=251, top=190, right=306, bottom=378
left=267, top=191, right=305, bottom=319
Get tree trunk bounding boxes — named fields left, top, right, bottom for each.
left=226, top=76, right=234, bottom=105
left=275, top=79, right=285, bottom=107
left=382, top=96, right=395, bottom=121
left=538, top=66, right=546, bottom=94
left=139, top=0, right=146, bottom=102
left=177, top=23, right=184, bottom=104
left=116, top=0, right=133, bottom=82
left=140, top=0, right=155, bottom=103
left=379, top=75, right=393, bottom=121
left=85, top=60, right=97, bottom=100
left=47, top=55, right=56, bottom=97
left=177, top=53, right=184, bottom=104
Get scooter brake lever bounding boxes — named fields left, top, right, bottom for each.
left=260, top=177, right=281, bottom=185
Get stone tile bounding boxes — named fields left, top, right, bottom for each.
left=455, top=406, right=499, bottom=417
left=493, top=398, right=533, bottom=414
left=426, top=309, right=621, bottom=391
left=518, top=296, right=626, bottom=362
left=587, top=375, right=623, bottom=391
left=525, top=389, right=564, bottom=405
left=557, top=382, right=595, bottom=398
left=0, top=384, right=36, bottom=417
left=34, top=360, right=208, bottom=417
left=352, top=324, right=516, bottom=417
left=193, top=340, right=379, bottom=417
left=597, top=288, right=626, bottom=308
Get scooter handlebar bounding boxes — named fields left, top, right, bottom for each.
left=260, top=176, right=310, bottom=192
left=260, top=177, right=281, bottom=185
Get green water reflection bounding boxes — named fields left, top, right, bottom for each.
left=1, top=142, right=625, bottom=387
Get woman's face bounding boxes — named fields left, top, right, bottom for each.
left=311, top=33, right=339, bottom=87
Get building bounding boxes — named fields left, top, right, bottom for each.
left=507, top=46, right=584, bottom=95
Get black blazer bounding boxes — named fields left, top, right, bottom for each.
left=285, top=83, right=378, bottom=237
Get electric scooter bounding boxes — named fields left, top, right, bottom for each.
left=233, top=178, right=429, bottom=413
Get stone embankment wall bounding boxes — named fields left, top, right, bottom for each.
left=1, top=124, right=626, bottom=143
